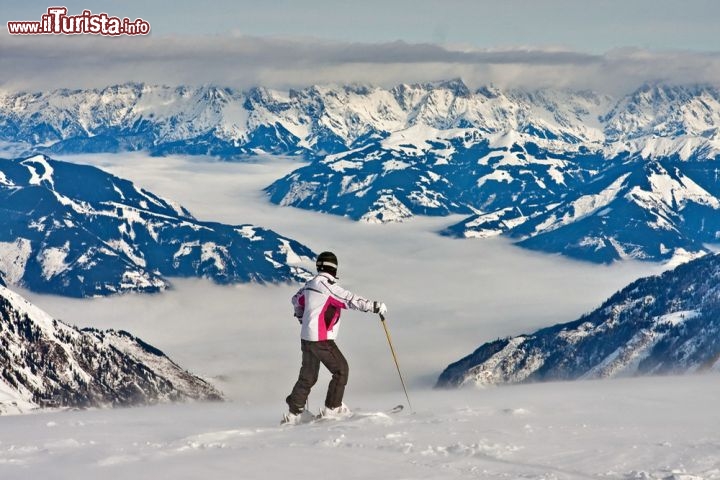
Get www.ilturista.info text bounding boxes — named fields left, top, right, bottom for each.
left=7, top=7, right=150, bottom=35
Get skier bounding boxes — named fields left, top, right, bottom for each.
left=283, top=251, right=387, bottom=424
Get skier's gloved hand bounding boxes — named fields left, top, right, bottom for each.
left=293, top=306, right=304, bottom=324
left=373, top=302, right=388, bottom=315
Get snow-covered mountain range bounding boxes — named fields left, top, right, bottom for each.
left=436, top=252, right=720, bottom=388
left=8, top=81, right=719, bottom=161
left=3, top=81, right=720, bottom=263
left=0, top=155, right=314, bottom=297
left=0, top=283, right=221, bottom=414
left=447, top=157, right=720, bottom=263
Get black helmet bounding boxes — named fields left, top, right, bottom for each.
left=316, top=251, right=338, bottom=275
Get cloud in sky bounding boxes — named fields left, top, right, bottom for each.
left=2, top=33, right=720, bottom=95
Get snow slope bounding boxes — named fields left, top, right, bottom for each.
left=0, top=376, right=718, bottom=480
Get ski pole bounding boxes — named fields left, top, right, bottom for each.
left=379, top=314, right=413, bottom=412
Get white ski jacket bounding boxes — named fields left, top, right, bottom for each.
left=292, top=272, right=376, bottom=341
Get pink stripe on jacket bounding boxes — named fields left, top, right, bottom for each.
left=292, top=272, right=375, bottom=341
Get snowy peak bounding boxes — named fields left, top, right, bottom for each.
left=4, top=81, right=720, bottom=161
left=0, top=155, right=314, bottom=297
left=441, top=149, right=720, bottom=263
left=506, top=88, right=610, bottom=143
left=437, top=252, right=720, bottom=388
left=604, top=83, right=720, bottom=141
left=1, top=83, right=259, bottom=157
left=0, top=284, right=221, bottom=414
left=500, top=158, right=720, bottom=263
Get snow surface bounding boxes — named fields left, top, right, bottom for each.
left=0, top=238, right=32, bottom=284
left=21, top=155, right=56, bottom=189
left=2, top=376, right=719, bottom=479
left=8, top=152, right=700, bottom=480
left=533, top=173, right=631, bottom=235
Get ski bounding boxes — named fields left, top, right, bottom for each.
left=331, top=404, right=404, bottom=418
left=280, top=404, right=404, bottom=426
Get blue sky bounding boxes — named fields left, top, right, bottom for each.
left=2, top=1, right=720, bottom=92
left=5, top=0, right=720, bottom=52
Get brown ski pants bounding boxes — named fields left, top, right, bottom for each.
left=286, top=339, right=349, bottom=414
